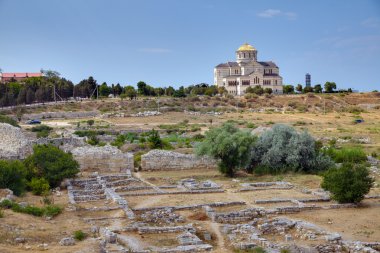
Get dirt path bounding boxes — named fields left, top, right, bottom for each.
left=210, top=222, right=229, bottom=253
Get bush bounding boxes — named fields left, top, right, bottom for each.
left=0, top=208, right=3, bottom=218
left=0, top=199, right=62, bottom=217
left=0, top=160, right=27, bottom=196
left=31, top=125, right=53, bottom=138
left=24, top=144, right=80, bottom=187
left=28, top=178, right=50, bottom=195
left=251, top=124, right=333, bottom=174
left=134, top=151, right=146, bottom=169
left=0, top=114, right=19, bottom=127
left=87, top=119, right=95, bottom=126
left=196, top=123, right=256, bottom=177
left=326, top=147, right=367, bottom=163
left=73, top=230, right=87, bottom=241
left=322, top=163, right=373, bottom=203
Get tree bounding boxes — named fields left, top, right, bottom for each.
left=303, top=86, right=313, bottom=93
left=147, top=129, right=164, bottom=149
left=114, top=83, right=123, bottom=96
left=173, top=86, right=186, bottom=97
left=26, top=88, right=35, bottom=104
left=283, top=85, right=294, bottom=94
left=17, top=88, right=27, bottom=105
left=321, top=163, right=373, bottom=203
left=264, top=88, right=273, bottom=94
left=24, top=144, right=80, bottom=187
left=137, top=81, right=148, bottom=95
left=165, top=86, right=175, bottom=96
left=99, top=82, right=111, bottom=97
left=296, top=84, right=303, bottom=93
left=124, top=86, right=137, bottom=100
left=246, top=85, right=264, bottom=95
left=0, top=160, right=27, bottom=196
left=314, top=84, right=322, bottom=93
left=251, top=124, right=333, bottom=173
left=324, top=82, right=337, bottom=93
left=196, top=123, right=256, bottom=177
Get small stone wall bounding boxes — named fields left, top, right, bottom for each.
left=141, top=150, right=216, bottom=171
left=35, top=136, right=86, bottom=152
left=71, top=145, right=133, bottom=172
left=22, top=111, right=98, bottom=120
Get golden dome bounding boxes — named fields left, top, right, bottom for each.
left=237, top=43, right=256, bottom=51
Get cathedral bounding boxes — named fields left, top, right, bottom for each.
left=214, top=43, right=283, bottom=95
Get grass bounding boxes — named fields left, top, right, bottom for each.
left=73, top=230, right=87, bottom=241
left=325, top=146, right=367, bottom=163
left=30, top=124, right=53, bottom=138
left=0, top=114, right=19, bottom=127
left=0, top=199, right=62, bottom=218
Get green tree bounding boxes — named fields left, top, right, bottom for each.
left=314, top=84, right=322, bottom=93
left=28, top=177, right=50, bottom=195
left=283, top=85, right=294, bottom=94
left=147, top=129, right=164, bottom=149
left=251, top=124, right=333, bottom=173
left=137, top=81, right=148, bottom=95
left=324, top=82, right=337, bottom=93
left=173, top=86, right=186, bottom=97
left=296, top=84, right=303, bottom=93
left=264, top=88, right=273, bottom=94
left=0, top=160, right=27, bottom=196
left=114, top=83, right=123, bottom=96
left=124, top=85, right=137, bottom=100
left=196, top=123, right=256, bottom=177
left=322, top=163, right=373, bottom=203
left=99, top=82, right=111, bottom=97
left=24, top=144, right=80, bottom=187
left=246, top=85, right=264, bottom=95
left=303, top=86, right=313, bottom=93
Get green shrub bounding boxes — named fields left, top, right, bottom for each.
left=87, top=119, right=95, bottom=126
left=134, top=151, right=145, bottom=169
left=326, top=147, right=367, bottom=163
left=87, top=135, right=100, bottom=145
left=0, top=114, right=19, bottom=127
left=44, top=205, right=62, bottom=217
left=251, top=124, right=333, bottom=174
left=246, top=122, right=256, bottom=129
left=24, top=144, right=79, bottom=187
left=196, top=123, right=256, bottom=177
left=28, top=178, right=50, bottom=195
left=31, top=125, right=53, bottom=138
left=73, top=230, right=87, bottom=241
left=0, top=199, right=62, bottom=217
left=0, top=160, right=27, bottom=196
left=0, top=208, right=3, bottom=218
left=322, top=163, right=373, bottom=203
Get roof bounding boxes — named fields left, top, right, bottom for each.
left=259, top=61, right=278, bottom=68
left=215, top=62, right=239, bottom=68
left=237, top=43, right=256, bottom=51
left=1, top=73, right=42, bottom=78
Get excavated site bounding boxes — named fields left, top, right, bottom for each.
left=1, top=97, right=380, bottom=253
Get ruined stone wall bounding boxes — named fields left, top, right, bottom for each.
left=0, top=123, right=32, bottom=159
left=141, top=150, right=216, bottom=171
left=22, top=111, right=98, bottom=120
left=71, top=145, right=133, bottom=172
left=35, top=136, right=86, bottom=152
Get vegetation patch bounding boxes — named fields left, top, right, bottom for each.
left=0, top=199, right=62, bottom=217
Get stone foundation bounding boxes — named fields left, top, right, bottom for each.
left=71, top=145, right=133, bottom=172
left=141, top=150, right=216, bottom=171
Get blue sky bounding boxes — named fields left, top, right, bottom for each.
left=0, top=0, right=379, bottom=91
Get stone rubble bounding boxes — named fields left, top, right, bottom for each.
left=0, top=123, right=32, bottom=159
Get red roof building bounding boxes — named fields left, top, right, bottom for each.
left=0, top=72, right=43, bottom=82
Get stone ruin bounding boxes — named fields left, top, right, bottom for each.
left=22, top=110, right=98, bottom=120
left=141, top=149, right=216, bottom=171
left=0, top=123, right=32, bottom=159
left=71, top=145, right=133, bottom=172
left=239, top=181, right=294, bottom=192
left=130, top=111, right=162, bottom=117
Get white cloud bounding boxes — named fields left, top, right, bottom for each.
left=361, top=17, right=380, bottom=28
left=138, top=48, right=172, bottom=53
left=257, top=9, right=297, bottom=20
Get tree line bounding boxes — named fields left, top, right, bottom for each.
left=0, top=71, right=225, bottom=107
left=282, top=81, right=352, bottom=94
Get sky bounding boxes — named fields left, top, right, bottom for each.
left=0, top=0, right=380, bottom=91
